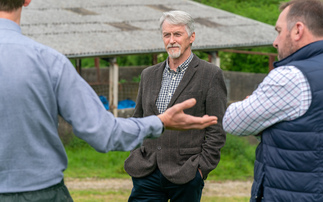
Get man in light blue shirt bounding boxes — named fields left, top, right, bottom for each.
left=0, top=0, right=218, bottom=201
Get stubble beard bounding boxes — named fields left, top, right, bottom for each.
left=278, top=33, right=295, bottom=61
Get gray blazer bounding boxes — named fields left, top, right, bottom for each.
left=124, top=55, right=227, bottom=184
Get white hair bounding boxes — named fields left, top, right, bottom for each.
left=159, top=10, right=195, bottom=36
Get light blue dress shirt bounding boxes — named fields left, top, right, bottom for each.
left=0, top=18, right=163, bottom=193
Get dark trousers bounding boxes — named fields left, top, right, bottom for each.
left=129, top=168, right=204, bottom=202
left=0, top=180, right=73, bottom=202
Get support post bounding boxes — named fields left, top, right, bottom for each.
left=152, top=54, right=158, bottom=65
left=269, top=55, right=276, bottom=72
left=208, top=51, right=221, bottom=68
left=75, top=59, right=82, bottom=75
left=108, top=58, right=119, bottom=117
left=94, top=57, right=101, bottom=82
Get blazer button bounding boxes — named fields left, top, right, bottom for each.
left=157, top=146, right=161, bottom=150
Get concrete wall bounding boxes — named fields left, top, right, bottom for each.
left=81, top=66, right=267, bottom=105
left=223, top=71, right=267, bottom=104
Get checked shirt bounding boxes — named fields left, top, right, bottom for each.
left=223, top=65, right=311, bottom=136
left=156, top=53, right=193, bottom=114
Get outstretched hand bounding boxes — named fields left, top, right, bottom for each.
left=157, top=98, right=218, bottom=130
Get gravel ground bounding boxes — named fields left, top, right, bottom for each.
left=65, top=178, right=252, bottom=197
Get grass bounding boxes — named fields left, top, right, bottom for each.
left=207, top=135, right=257, bottom=181
left=65, top=148, right=130, bottom=179
left=64, top=134, right=257, bottom=201
left=69, top=190, right=250, bottom=202
left=64, top=134, right=257, bottom=181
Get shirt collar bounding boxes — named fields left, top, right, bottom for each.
left=0, top=18, right=22, bottom=33
left=165, top=52, right=194, bottom=73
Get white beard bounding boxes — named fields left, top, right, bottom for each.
left=168, top=50, right=181, bottom=59
left=167, top=44, right=181, bottom=59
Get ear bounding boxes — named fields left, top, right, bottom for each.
left=190, top=32, right=196, bottom=44
left=23, top=0, right=31, bottom=7
left=294, top=22, right=305, bottom=41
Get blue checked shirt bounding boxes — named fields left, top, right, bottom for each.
left=223, top=66, right=311, bottom=136
left=156, top=53, right=194, bottom=113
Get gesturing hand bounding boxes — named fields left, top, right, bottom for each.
left=157, top=98, right=218, bottom=130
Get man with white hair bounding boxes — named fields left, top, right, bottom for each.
left=125, top=10, right=227, bottom=201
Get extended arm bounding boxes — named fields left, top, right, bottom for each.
left=56, top=58, right=217, bottom=152
left=158, top=98, right=218, bottom=130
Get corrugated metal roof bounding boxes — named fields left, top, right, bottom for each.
left=20, top=0, right=277, bottom=58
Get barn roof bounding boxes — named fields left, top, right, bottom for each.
left=21, top=0, right=277, bottom=59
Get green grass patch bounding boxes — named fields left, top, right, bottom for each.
left=65, top=137, right=130, bottom=179
left=64, top=134, right=257, bottom=181
left=207, top=135, right=257, bottom=181
left=69, top=190, right=249, bottom=202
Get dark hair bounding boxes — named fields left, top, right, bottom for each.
left=280, top=0, right=323, bottom=37
left=0, top=0, right=25, bottom=12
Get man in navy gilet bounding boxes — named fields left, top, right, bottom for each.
left=223, top=0, right=323, bottom=201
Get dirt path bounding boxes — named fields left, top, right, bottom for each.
left=65, top=178, right=252, bottom=197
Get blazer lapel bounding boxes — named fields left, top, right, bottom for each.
left=167, top=55, right=199, bottom=108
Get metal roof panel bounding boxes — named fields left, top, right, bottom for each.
left=21, top=0, right=277, bottom=58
